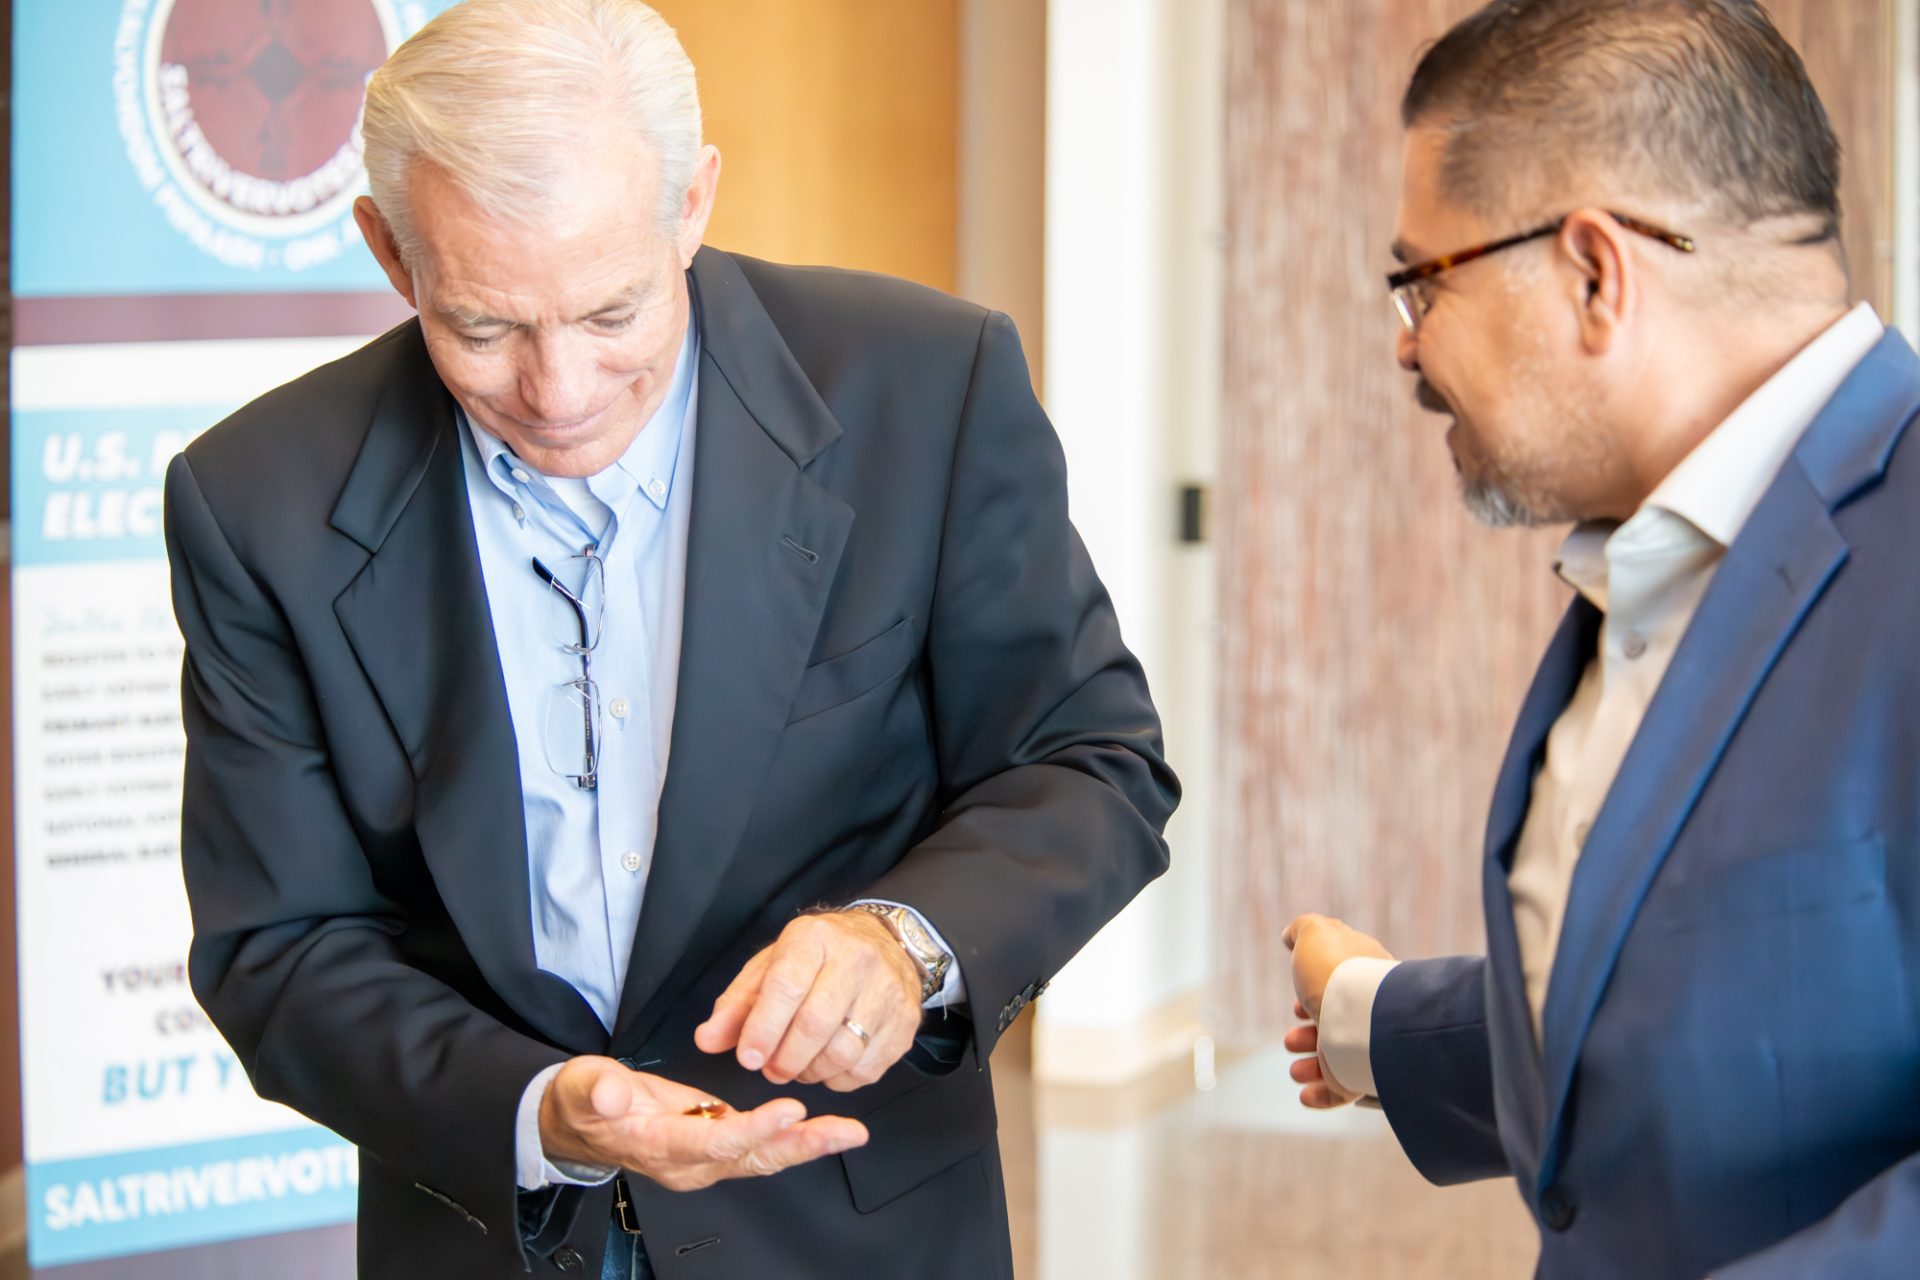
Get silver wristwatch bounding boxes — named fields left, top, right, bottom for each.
left=848, top=903, right=953, bottom=1002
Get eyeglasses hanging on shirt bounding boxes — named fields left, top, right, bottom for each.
left=532, top=548, right=606, bottom=790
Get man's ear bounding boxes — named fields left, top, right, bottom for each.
left=1557, top=207, right=1632, bottom=356
left=354, top=196, right=419, bottom=310
left=674, top=146, right=723, bottom=269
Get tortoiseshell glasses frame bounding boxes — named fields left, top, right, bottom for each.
left=1387, top=211, right=1697, bottom=334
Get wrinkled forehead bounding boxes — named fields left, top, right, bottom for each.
left=410, top=193, right=675, bottom=327
left=411, top=149, right=666, bottom=269
left=412, top=124, right=664, bottom=241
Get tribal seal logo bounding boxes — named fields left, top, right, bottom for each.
left=116, top=0, right=428, bottom=273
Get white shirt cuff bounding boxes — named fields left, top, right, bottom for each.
left=1316, top=956, right=1400, bottom=1098
left=515, top=1062, right=619, bottom=1191
left=854, top=899, right=968, bottom=1008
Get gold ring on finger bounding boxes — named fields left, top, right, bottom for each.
left=841, top=1016, right=871, bottom=1046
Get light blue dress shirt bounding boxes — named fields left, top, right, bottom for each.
left=460, top=330, right=699, bottom=1034
left=459, top=325, right=964, bottom=1191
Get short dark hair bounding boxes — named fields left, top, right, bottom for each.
left=1403, top=0, right=1839, bottom=239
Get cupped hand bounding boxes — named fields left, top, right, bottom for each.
left=538, top=1056, right=868, bottom=1192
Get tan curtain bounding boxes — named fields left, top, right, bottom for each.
left=1215, top=0, right=1897, bottom=1040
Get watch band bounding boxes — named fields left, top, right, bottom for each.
left=845, top=902, right=952, bottom=1002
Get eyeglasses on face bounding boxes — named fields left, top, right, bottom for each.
left=1387, top=210, right=1697, bottom=334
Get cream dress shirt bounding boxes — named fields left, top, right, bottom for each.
left=1318, top=303, right=1885, bottom=1096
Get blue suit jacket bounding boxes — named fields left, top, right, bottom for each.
left=1372, top=331, right=1920, bottom=1280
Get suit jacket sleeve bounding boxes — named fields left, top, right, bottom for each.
left=1715, top=1156, right=1920, bottom=1279
left=166, top=454, right=569, bottom=1259
left=859, top=310, right=1180, bottom=1059
left=1372, top=956, right=1509, bottom=1185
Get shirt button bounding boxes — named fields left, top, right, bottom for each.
left=609, top=697, right=630, bottom=720
left=1622, top=632, right=1648, bottom=659
left=511, top=467, right=531, bottom=485
left=621, top=850, right=643, bottom=873
left=511, top=503, right=525, bottom=522
left=648, top=479, right=667, bottom=500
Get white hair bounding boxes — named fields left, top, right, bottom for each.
left=361, top=0, right=702, bottom=267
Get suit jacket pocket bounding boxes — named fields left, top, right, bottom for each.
left=1643, top=832, right=1885, bottom=932
left=788, top=615, right=918, bottom=724
left=840, top=1067, right=998, bottom=1214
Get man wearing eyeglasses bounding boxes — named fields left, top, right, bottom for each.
left=161, top=2, right=1176, bottom=1277
left=1282, top=2, right=1920, bottom=1278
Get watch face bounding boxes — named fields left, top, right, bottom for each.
left=896, top=912, right=933, bottom=950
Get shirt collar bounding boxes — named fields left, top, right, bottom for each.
left=618, top=321, right=698, bottom=512
left=1553, top=522, right=1615, bottom=612
left=1553, top=302, right=1883, bottom=605
left=462, top=320, right=699, bottom=513
left=1644, top=301, right=1882, bottom=547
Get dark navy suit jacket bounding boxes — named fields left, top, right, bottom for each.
left=1372, top=331, right=1920, bottom=1279
left=164, top=249, right=1177, bottom=1278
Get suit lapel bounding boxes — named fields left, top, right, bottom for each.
left=330, top=324, right=605, bottom=1053
left=1532, top=330, right=1920, bottom=1193
left=1481, top=597, right=1599, bottom=1165
left=1486, top=599, right=1600, bottom=874
left=612, top=250, right=853, bottom=1045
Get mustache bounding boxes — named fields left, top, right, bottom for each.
left=1414, top=379, right=1452, bottom=415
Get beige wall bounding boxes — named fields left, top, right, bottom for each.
left=1033, top=0, right=1225, bottom=1084
left=655, top=0, right=961, bottom=293
left=959, top=0, right=1047, bottom=384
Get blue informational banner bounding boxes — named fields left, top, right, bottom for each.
left=13, top=406, right=209, bottom=566
left=12, top=339, right=383, bottom=1273
left=15, top=0, right=445, bottom=298
left=25, top=1129, right=360, bottom=1268
left=13, top=0, right=456, bottom=1271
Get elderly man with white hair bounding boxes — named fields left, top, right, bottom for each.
left=163, top=2, right=1178, bottom=1276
